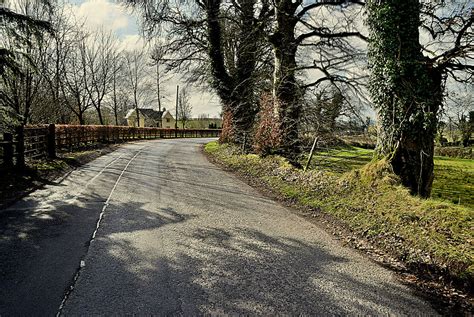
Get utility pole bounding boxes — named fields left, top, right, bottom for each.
left=175, top=85, right=179, bottom=137
left=157, top=63, right=162, bottom=128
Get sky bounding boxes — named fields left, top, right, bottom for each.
left=67, top=0, right=222, bottom=118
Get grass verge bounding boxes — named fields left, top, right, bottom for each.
left=205, top=141, right=473, bottom=301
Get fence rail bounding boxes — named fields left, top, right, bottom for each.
left=1, top=124, right=221, bottom=168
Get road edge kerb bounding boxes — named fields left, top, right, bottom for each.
left=201, top=143, right=473, bottom=316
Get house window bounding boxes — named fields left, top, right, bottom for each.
left=166, top=118, right=170, bottom=122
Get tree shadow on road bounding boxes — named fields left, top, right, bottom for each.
left=0, top=195, right=194, bottom=316
left=170, top=226, right=435, bottom=315
left=62, top=220, right=437, bottom=315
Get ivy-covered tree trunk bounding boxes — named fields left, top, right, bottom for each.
left=269, top=0, right=301, bottom=159
left=232, top=0, right=259, bottom=145
left=205, top=0, right=259, bottom=146
left=367, top=0, right=443, bottom=197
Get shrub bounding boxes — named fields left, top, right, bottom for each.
left=253, top=93, right=282, bottom=156
left=219, top=110, right=235, bottom=144
left=434, top=146, right=473, bottom=159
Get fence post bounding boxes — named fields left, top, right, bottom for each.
left=3, top=133, right=14, bottom=167
left=47, top=124, right=56, bottom=159
left=15, top=126, right=25, bottom=169
left=304, top=136, right=319, bottom=172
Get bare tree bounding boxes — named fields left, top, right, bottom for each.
left=123, top=49, right=153, bottom=127
left=268, top=0, right=366, bottom=158
left=32, top=2, right=77, bottom=123
left=150, top=41, right=171, bottom=127
left=178, top=86, right=192, bottom=128
left=60, top=32, right=92, bottom=125
left=109, top=48, right=126, bottom=125
left=81, top=29, right=118, bottom=125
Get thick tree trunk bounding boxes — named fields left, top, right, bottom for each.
left=368, top=0, right=442, bottom=197
left=205, top=0, right=259, bottom=147
left=231, top=0, right=259, bottom=147
left=391, top=133, right=436, bottom=197
left=270, top=0, right=301, bottom=159
left=205, top=0, right=238, bottom=141
left=386, top=69, right=442, bottom=197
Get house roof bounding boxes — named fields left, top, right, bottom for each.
left=125, top=108, right=163, bottom=120
left=162, top=110, right=174, bottom=119
left=141, top=108, right=163, bottom=120
left=187, top=118, right=222, bottom=122
left=125, top=109, right=135, bottom=119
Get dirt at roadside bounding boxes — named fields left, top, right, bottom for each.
left=0, top=144, right=120, bottom=211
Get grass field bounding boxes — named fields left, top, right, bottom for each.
left=304, top=146, right=474, bottom=209
left=432, top=156, right=474, bottom=208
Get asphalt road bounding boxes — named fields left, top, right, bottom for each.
left=0, top=138, right=438, bottom=316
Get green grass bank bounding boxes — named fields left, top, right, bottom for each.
left=205, top=141, right=473, bottom=292
left=304, top=146, right=473, bottom=209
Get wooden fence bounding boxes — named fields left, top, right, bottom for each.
left=1, top=124, right=221, bottom=168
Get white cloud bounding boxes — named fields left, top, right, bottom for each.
left=69, top=0, right=131, bottom=32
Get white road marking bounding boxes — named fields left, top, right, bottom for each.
left=56, top=145, right=146, bottom=316
left=92, top=148, right=145, bottom=240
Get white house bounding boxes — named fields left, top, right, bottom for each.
left=125, top=108, right=175, bottom=128
left=161, top=110, right=176, bottom=129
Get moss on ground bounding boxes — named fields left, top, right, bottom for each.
left=205, top=141, right=474, bottom=288
left=33, top=159, right=70, bottom=171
